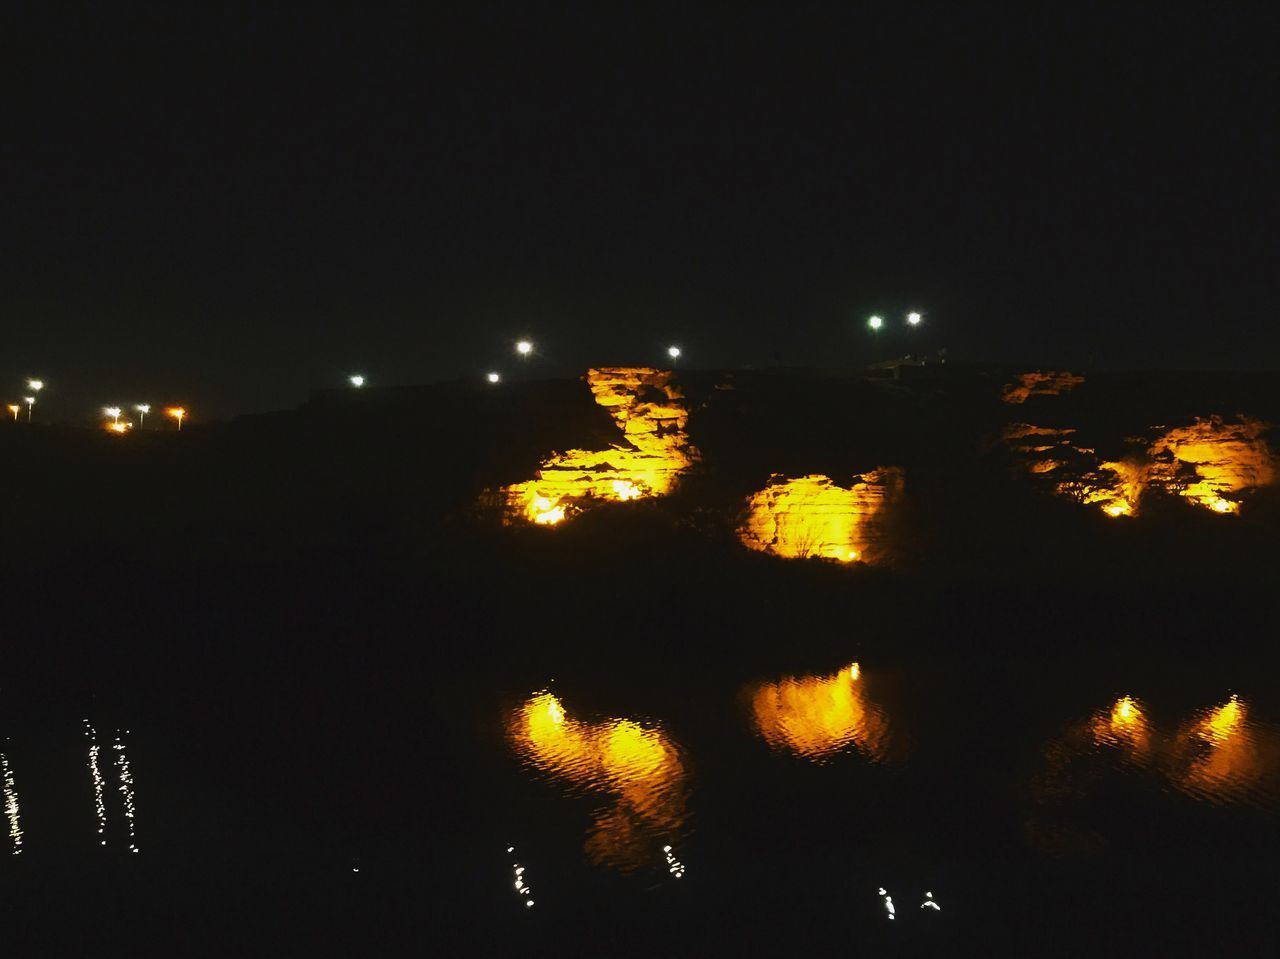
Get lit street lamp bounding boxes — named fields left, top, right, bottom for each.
left=906, top=311, right=923, bottom=326
left=167, top=407, right=186, bottom=431
left=349, top=374, right=365, bottom=388
left=7, top=404, right=18, bottom=422
left=25, top=379, right=42, bottom=421
left=667, top=345, right=682, bottom=360
left=515, top=340, right=533, bottom=357
left=135, top=404, right=151, bottom=427
left=486, top=372, right=501, bottom=384
left=868, top=315, right=884, bottom=331
left=105, top=406, right=122, bottom=426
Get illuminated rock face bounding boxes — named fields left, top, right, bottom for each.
left=1001, top=371, right=1085, bottom=404
left=1008, top=416, right=1274, bottom=516
left=508, top=691, right=688, bottom=871
left=503, top=367, right=696, bottom=525
left=748, top=663, right=890, bottom=762
left=737, top=469, right=902, bottom=563
left=1147, top=416, right=1274, bottom=514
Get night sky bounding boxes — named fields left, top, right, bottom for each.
left=4, top=4, right=1278, bottom=418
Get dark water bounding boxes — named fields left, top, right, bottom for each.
left=4, top=551, right=1280, bottom=956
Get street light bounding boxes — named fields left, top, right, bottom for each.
left=24, top=380, right=42, bottom=421
left=868, top=315, right=884, bottom=331
left=667, top=345, right=682, bottom=360
left=486, top=372, right=501, bottom=384
left=135, top=404, right=151, bottom=427
left=906, top=311, right=923, bottom=326
left=349, top=374, right=365, bottom=388
left=105, top=406, right=122, bottom=426
left=167, top=407, right=186, bottom=431
left=7, top=404, right=18, bottom=422
left=515, top=340, right=533, bottom=357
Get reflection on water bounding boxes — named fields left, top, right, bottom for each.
left=1032, top=694, right=1280, bottom=853
left=114, top=732, right=140, bottom=853
left=748, top=662, right=890, bottom=763
left=1, top=745, right=21, bottom=855
left=507, top=691, right=689, bottom=871
left=1089, top=695, right=1151, bottom=761
left=1169, top=696, right=1280, bottom=808
left=506, top=845, right=536, bottom=908
left=85, top=721, right=108, bottom=846
left=83, top=721, right=141, bottom=851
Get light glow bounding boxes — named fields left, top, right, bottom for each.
left=868, top=315, right=884, bottom=330
left=27, top=380, right=43, bottom=392
left=1, top=747, right=21, bottom=855
left=508, top=691, right=688, bottom=871
left=515, top=340, right=533, bottom=356
left=166, top=407, right=186, bottom=430
left=667, top=346, right=681, bottom=359
left=6, top=404, right=18, bottom=421
left=487, top=372, right=501, bottom=384
left=738, top=470, right=902, bottom=563
left=749, top=662, right=890, bottom=762
left=502, top=368, right=696, bottom=526
left=349, top=374, right=365, bottom=388
left=906, top=312, right=922, bottom=326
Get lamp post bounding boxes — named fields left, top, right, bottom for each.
left=167, top=407, right=186, bottom=431
left=135, top=404, right=150, bottom=428
left=486, top=372, right=501, bottom=384
left=7, top=404, right=18, bottom=422
left=515, top=340, right=533, bottom=357
left=906, top=311, right=923, bottom=327
left=667, top=345, right=682, bottom=361
left=24, top=380, right=42, bottom=421
left=105, top=406, right=122, bottom=426
left=348, top=374, right=365, bottom=388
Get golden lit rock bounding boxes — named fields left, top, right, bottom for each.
left=1009, top=415, right=1274, bottom=517
left=1001, top=371, right=1085, bottom=404
left=1147, top=416, right=1273, bottom=514
left=508, top=691, right=688, bottom=871
left=502, top=368, right=697, bottom=525
left=748, top=662, right=889, bottom=762
left=737, top=470, right=902, bottom=563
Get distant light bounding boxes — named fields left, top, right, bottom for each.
left=868, top=315, right=884, bottom=330
left=515, top=340, right=533, bottom=356
left=107, top=421, right=130, bottom=434
left=27, top=379, right=44, bottom=392
left=486, top=372, right=501, bottom=384
left=166, top=407, right=186, bottom=431
left=667, top=345, right=682, bottom=359
left=7, top=404, right=19, bottom=421
left=135, top=404, right=150, bottom=414
left=23, top=396, right=34, bottom=405
left=349, top=374, right=365, bottom=388
left=906, top=312, right=923, bottom=326
left=105, top=406, right=122, bottom=423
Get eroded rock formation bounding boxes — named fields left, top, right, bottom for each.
left=1002, top=370, right=1086, bottom=405
left=737, top=469, right=903, bottom=562
left=503, top=367, right=697, bottom=525
left=1007, top=415, right=1274, bottom=516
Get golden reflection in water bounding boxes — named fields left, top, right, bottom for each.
left=1090, top=695, right=1152, bottom=759
left=1168, top=696, right=1280, bottom=806
left=748, top=662, right=889, bottom=762
left=508, top=692, right=688, bottom=871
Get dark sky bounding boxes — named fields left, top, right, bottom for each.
left=4, top=3, right=1278, bottom=418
